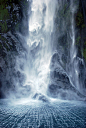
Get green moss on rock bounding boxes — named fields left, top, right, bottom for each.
left=75, top=6, right=85, bottom=28
left=76, top=36, right=81, bottom=45
left=0, top=2, right=9, bottom=20
left=83, top=49, right=86, bottom=60
left=81, top=24, right=85, bottom=28
left=0, top=21, right=8, bottom=33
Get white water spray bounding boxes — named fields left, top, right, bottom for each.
left=69, top=0, right=79, bottom=88
left=69, top=0, right=84, bottom=93
left=11, top=0, right=86, bottom=100
left=25, top=0, right=57, bottom=96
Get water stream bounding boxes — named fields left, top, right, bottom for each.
left=0, top=0, right=86, bottom=127
left=15, top=0, right=85, bottom=100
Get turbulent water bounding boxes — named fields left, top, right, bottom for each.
left=0, top=99, right=86, bottom=128
left=25, top=0, right=56, bottom=95
left=0, top=0, right=86, bottom=127
left=3, top=0, right=85, bottom=100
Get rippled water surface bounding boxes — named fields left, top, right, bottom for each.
left=0, top=99, right=86, bottom=128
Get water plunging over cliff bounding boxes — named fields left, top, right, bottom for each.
left=13, top=0, right=86, bottom=100
left=0, top=1, right=86, bottom=127
left=25, top=0, right=57, bottom=96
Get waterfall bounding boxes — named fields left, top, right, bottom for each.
left=68, top=0, right=79, bottom=89
left=68, top=0, right=85, bottom=94
left=24, top=0, right=57, bottom=96
left=0, top=1, right=86, bottom=127
left=9, top=0, right=86, bottom=99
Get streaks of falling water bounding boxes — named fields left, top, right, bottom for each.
left=68, top=0, right=80, bottom=90
left=14, top=0, right=86, bottom=99
left=25, top=0, right=57, bottom=95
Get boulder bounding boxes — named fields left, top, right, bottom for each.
left=32, top=93, right=49, bottom=103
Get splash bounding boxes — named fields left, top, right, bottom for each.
left=24, top=0, right=57, bottom=96
left=8, top=0, right=86, bottom=100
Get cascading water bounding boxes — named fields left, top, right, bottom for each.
left=12, top=0, right=86, bottom=100
left=24, top=0, right=57, bottom=97
left=68, top=0, right=86, bottom=94
left=68, top=1, right=80, bottom=90
left=0, top=0, right=86, bottom=128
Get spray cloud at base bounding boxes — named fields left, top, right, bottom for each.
left=3, top=0, right=86, bottom=102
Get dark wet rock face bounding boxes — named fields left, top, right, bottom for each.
left=50, top=52, right=62, bottom=70
left=47, top=83, right=85, bottom=100
left=0, top=81, right=5, bottom=98
left=47, top=52, right=86, bottom=100
left=0, top=0, right=86, bottom=100
left=0, top=0, right=30, bottom=98
left=49, top=52, right=71, bottom=90
left=32, top=93, right=49, bottom=103
left=50, top=70, right=70, bottom=87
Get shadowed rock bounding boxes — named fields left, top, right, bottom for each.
left=48, top=68, right=86, bottom=100
left=32, top=93, right=49, bottom=103
left=48, top=52, right=86, bottom=100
